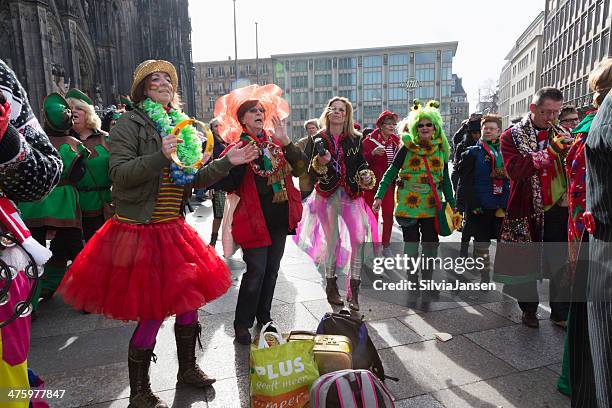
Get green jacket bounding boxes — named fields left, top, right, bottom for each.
left=109, top=108, right=233, bottom=223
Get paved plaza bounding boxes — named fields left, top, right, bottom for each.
left=29, top=201, right=570, bottom=407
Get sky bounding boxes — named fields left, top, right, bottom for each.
left=189, top=0, right=544, bottom=111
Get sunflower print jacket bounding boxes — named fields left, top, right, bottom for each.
left=375, top=136, right=455, bottom=219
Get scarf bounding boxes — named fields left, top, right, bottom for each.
left=239, top=130, right=291, bottom=203
left=480, top=139, right=504, bottom=173
left=510, top=115, right=546, bottom=239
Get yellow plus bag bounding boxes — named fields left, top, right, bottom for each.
left=250, top=323, right=319, bottom=408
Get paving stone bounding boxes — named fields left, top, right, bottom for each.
left=203, top=375, right=250, bottom=408
left=302, top=295, right=416, bottom=323
left=377, top=336, right=516, bottom=400
left=31, top=310, right=130, bottom=339
left=202, top=285, right=286, bottom=315
left=272, top=280, right=328, bottom=303
left=395, top=394, right=445, bottom=408
left=397, top=305, right=516, bottom=340
left=365, top=318, right=424, bottom=349
left=432, top=367, right=570, bottom=408
left=464, top=321, right=565, bottom=371
left=548, top=362, right=563, bottom=375
left=480, top=300, right=552, bottom=324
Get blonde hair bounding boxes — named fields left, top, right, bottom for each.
left=66, top=97, right=101, bottom=130
left=319, top=96, right=361, bottom=139
left=589, top=57, right=612, bottom=107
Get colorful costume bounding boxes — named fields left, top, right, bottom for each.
left=0, top=59, right=62, bottom=407
left=362, top=111, right=400, bottom=247
left=495, top=113, right=570, bottom=324
left=18, top=93, right=89, bottom=305
left=295, top=100, right=377, bottom=310
left=375, top=100, right=454, bottom=286
left=58, top=60, right=234, bottom=407
left=215, top=84, right=306, bottom=343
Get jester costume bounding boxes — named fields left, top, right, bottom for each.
left=0, top=59, right=62, bottom=407
left=18, top=93, right=89, bottom=306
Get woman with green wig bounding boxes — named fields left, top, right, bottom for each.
left=372, top=100, right=455, bottom=294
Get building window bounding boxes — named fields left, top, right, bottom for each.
left=315, top=74, right=332, bottom=88
left=389, top=70, right=408, bottom=83
left=260, top=64, right=269, bottom=75
left=363, top=71, right=382, bottom=85
left=602, top=30, right=610, bottom=60
left=593, top=37, right=600, bottom=65
left=363, top=104, right=382, bottom=118
left=529, top=72, right=535, bottom=87
left=441, top=85, right=452, bottom=97
left=292, top=92, right=308, bottom=105
left=315, top=91, right=333, bottom=104
left=441, top=66, right=452, bottom=81
left=338, top=89, right=356, bottom=101
left=388, top=103, right=407, bottom=117
left=389, top=87, right=406, bottom=101
left=415, top=52, right=436, bottom=64
left=290, top=60, right=308, bottom=72
left=441, top=50, right=453, bottom=63
left=292, top=108, right=309, bottom=121
left=416, top=86, right=434, bottom=100
left=339, top=73, right=356, bottom=86
left=229, top=65, right=235, bottom=77
left=207, top=67, right=214, bottom=77
left=338, top=57, right=356, bottom=69
left=207, top=82, right=213, bottom=92
left=314, top=58, right=332, bottom=71
left=416, top=68, right=435, bottom=82
left=218, top=83, right=224, bottom=93
left=208, top=97, right=215, bottom=110
left=389, top=54, right=408, bottom=66
left=363, top=88, right=382, bottom=102
left=290, top=75, right=308, bottom=88
left=363, top=55, right=382, bottom=68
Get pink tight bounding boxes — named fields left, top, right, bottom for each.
left=130, top=310, right=198, bottom=348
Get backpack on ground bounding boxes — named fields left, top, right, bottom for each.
left=309, top=369, right=395, bottom=408
left=316, top=309, right=396, bottom=382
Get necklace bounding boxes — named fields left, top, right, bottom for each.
left=141, top=98, right=202, bottom=185
left=240, top=132, right=286, bottom=178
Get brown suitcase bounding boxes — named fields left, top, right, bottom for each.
left=287, top=330, right=352, bottom=375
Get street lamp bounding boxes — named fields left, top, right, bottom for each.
left=233, top=0, right=238, bottom=87
left=255, top=22, right=259, bottom=85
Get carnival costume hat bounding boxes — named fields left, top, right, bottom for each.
left=43, top=92, right=73, bottom=132
left=400, top=99, right=451, bottom=161
left=130, top=60, right=179, bottom=101
left=375, top=110, right=398, bottom=128
left=65, top=88, right=93, bottom=106
left=214, top=84, right=290, bottom=144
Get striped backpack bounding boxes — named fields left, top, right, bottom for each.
left=309, top=369, right=395, bottom=408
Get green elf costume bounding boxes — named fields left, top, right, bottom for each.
left=65, top=88, right=112, bottom=241
left=18, top=93, right=89, bottom=306
left=375, top=100, right=455, bottom=289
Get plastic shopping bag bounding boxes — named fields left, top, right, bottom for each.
left=221, top=193, right=240, bottom=258
left=250, top=322, right=319, bottom=408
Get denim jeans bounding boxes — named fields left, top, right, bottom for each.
left=234, top=229, right=287, bottom=330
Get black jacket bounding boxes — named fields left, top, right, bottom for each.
left=306, top=129, right=369, bottom=198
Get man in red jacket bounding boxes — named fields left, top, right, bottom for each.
left=495, top=87, right=571, bottom=329
left=362, top=111, right=399, bottom=255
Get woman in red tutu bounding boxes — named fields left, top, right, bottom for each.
left=58, top=60, right=259, bottom=408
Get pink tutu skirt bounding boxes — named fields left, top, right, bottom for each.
left=58, top=218, right=231, bottom=321
left=294, top=189, right=378, bottom=276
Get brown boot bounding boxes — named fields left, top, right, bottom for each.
left=175, top=322, right=216, bottom=387
left=348, top=279, right=360, bottom=311
left=325, top=277, right=343, bottom=305
left=128, top=345, right=168, bottom=408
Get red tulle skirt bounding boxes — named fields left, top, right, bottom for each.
left=58, top=217, right=231, bottom=321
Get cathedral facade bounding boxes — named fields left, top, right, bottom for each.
left=0, top=0, right=196, bottom=117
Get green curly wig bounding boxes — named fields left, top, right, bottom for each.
left=400, top=99, right=451, bottom=161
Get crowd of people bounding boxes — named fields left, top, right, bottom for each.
left=0, top=55, right=611, bottom=407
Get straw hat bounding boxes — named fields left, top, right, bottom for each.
left=130, top=60, right=178, bottom=101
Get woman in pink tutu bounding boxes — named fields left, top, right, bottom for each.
left=57, top=60, right=258, bottom=408
left=295, top=96, right=377, bottom=311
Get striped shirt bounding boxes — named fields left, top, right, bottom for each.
left=116, top=168, right=183, bottom=224
left=385, top=144, right=396, bottom=165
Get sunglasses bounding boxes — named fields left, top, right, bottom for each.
left=248, top=108, right=266, bottom=114
left=417, top=123, right=434, bottom=128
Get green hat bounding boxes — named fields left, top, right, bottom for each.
left=43, top=93, right=73, bottom=132
left=65, top=88, right=93, bottom=105
left=120, top=96, right=134, bottom=110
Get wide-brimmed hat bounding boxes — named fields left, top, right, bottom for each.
left=130, top=60, right=178, bottom=101
left=43, top=93, right=72, bottom=132
left=214, top=84, right=290, bottom=143
left=65, top=88, right=93, bottom=105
